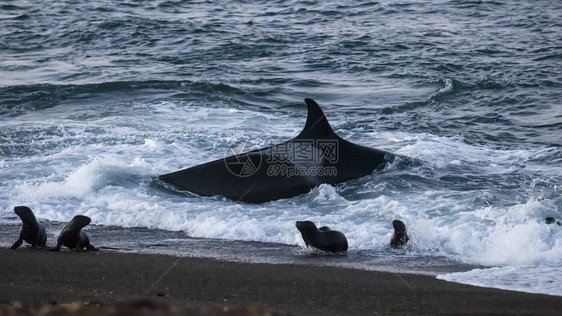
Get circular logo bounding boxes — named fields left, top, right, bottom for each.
left=224, top=140, right=262, bottom=177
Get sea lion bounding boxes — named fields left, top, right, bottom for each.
left=390, top=220, right=409, bottom=248
left=296, top=220, right=348, bottom=253
left=52, top=215, right=98, bottom=251
left=9, top=206, right=47, bottom=249
left=545, top=217, right=561, bottom=225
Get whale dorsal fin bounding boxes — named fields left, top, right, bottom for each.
left=296, top=98, right=338, bottom=139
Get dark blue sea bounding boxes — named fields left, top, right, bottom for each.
left=1, top=0, right=561, bottom=295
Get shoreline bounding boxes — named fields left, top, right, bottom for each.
left=1, top=248, right=561, bottom=315
left=0, top=222, right=482, bottom=276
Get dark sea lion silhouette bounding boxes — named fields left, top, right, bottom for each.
left=159, top=98, right=396, bottom=203
left=545, top=217, right=561, bottom=225
left=9, top=206, right=47, bottom=249
left=52, top=215, right=98, bottom=251
left=296, top=220, right=348, bottom=253
left=390, top=220, right=409, bottom=248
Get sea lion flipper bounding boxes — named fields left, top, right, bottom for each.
left=10, top=238, right=23, bottom=249
left=76, top=230, right=96, bottom=251
left=86, top=243, right=99, bottom=251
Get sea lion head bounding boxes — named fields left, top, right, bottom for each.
left=296, top=220, right=320, bottom=247
left=545, top=217, right=561, bottom=225
left=392, top=220, right=407, bottom=234
left=296, top=220, right=318, bottom=233
left=14, top=206, right=38, bottom=226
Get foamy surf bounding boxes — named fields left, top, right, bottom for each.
left=2, top=0, right=561, bottom=297
left=1, top=118, right=560, bottom=297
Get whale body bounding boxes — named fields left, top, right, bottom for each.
left=159, top=98, right=395, bottom=203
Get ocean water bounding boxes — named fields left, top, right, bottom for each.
left=1, top=0, right=561, bottom=296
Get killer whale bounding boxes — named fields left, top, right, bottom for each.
left=159, top=98, right=395, bottom=203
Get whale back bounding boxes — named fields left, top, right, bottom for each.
left=158, top=99, right=394, bottom=203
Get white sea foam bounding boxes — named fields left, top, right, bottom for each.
left=438, top=266, right=562, bottom=296
left=438, top=78, right=454, bottom=94
left=1, top=101, right=561, bottom=296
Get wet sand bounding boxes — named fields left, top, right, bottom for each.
left=1, top=248, right=561, bottom=315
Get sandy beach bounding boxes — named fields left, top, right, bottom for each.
left=1, top=248, right=561, bottom=315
